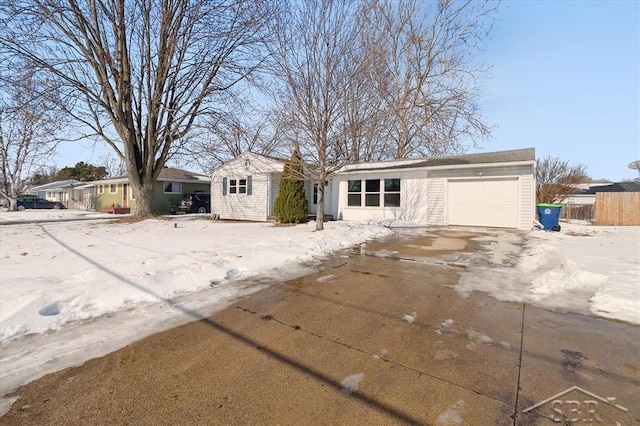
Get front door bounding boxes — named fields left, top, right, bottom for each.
left=122, top=184, right=128, bottom=208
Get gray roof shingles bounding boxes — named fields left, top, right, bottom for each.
left=341, top=148, right=535, bottom=172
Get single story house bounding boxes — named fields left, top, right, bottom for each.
left=562, top=181, right=640, bottom=205
left=211, top=148, right=536, bottom=229
left=30, top=179, right=95, bottom=210
left=211, top=152, right=324, bottom=222
left=31, top=179, right=79, bottom=201
left=90, top=167, right=210, bottom=215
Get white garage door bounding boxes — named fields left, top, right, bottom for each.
left=447, top=178, right=519, bottom=228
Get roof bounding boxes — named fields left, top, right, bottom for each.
left=338, top=158, right=426, bottom=172
left=31, top=179, right=80, bottom=191
left=584, top=181, right=640, bottom=193
left=84, top=167, right=210, bottom=185
left=336, top=148, right=536, bottom=173
left=157, top=167, right=209, bottom=181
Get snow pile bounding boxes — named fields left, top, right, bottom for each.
left=457, top=223, right=640, bottom=324
left=402, top=312, right=417, bottom=324
left=340, top=373, right=365, bottom=394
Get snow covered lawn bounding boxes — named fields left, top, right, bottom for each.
left=457, top=221, right=640, bottom=325
left=1, top=218, right=393, bottom=342
left=0, top=208, right=117, bottom=223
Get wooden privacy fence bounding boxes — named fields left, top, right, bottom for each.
left=561, top=204, right=595, bottom=221
left=595, top=192, right=640, bottom=226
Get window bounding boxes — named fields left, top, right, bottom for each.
left=313, top=184, right=318, bottom=205
left=347, top=180, right=361, bottom=206
left=98, top=185, right=104, bottom=194
left=109, top=184, right=118, bottom=194
left=226, top=176, right=252, bottom=195
left=365, top=179, right=380, bottom=206
left=384, top=178, right=401, bottom=207
left=163, top=182, right=182, bottom=194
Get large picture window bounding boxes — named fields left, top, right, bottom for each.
left=346, top=178, right=402, bottom=208
left=347, top=180, right=361, bottom=206
left=365, top=179, right=380, bottom=206
left=384, top=178, right=401, bottom=207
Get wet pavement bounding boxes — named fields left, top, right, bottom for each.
left=1, top=228, right=638, bottom=425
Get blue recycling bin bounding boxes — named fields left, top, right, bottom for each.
left=536, top=204, right=562, bottom=231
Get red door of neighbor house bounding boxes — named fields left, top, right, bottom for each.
left=122, top=184, right=128, bottom=208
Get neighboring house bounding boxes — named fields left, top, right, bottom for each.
left=211, top=148, right=536, bottom=229
left=30, top=179, right=93, bottom=210
left=31, top=179, right=78, bottom=201
left=562, top=182, right=640, bottom=205
left=90, top=167, right=210, bottom=215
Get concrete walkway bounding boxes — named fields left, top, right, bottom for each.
left=1, top=229, right=638, bottom=425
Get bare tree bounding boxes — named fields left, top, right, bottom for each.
left=98, top=153, right=127, bottom=178
left=335, top=23, right=393, bottom=164
left=271, top=0, right=364, bottom=230
left=536, top=156, right=590, bottom=204
left=0, top=68, right=65, bottom=210
left=0, top=0, right=278, bottom=216
left=176, top=105, right=286, bottom=175
left=364, top=0, right=497, bottom=158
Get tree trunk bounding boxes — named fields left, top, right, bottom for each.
left=130, top=177, right=155, bottom=217
left=315, top=172, right=326, bottom=231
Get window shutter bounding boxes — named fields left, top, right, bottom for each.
left=222, top=177, right=227, bottom=195
left=247, top=175, right=252, bottom=196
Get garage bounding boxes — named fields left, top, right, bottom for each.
left=306, top=148, right=536, bottom=230
left=447, top=178, right=519, bottom=228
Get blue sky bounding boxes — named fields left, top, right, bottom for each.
left=473, top=0, right=639, bottom=181
left=55, top=0, right=639, bottom=181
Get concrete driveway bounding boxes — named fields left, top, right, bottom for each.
left=1, top=228, right=638, bottom=425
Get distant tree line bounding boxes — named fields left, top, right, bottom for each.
left=30, top=162, right=109, bottom=186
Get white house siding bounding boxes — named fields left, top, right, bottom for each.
left=331, top=164, right=534, bottom=230
left=212, top=153, right=285, bottom=222
left=332, top=170, right=431, bottom=223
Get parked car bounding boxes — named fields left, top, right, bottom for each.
left=177, top=193, right=210, bottom=214
left=16, top=197, right=66, bottom=210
